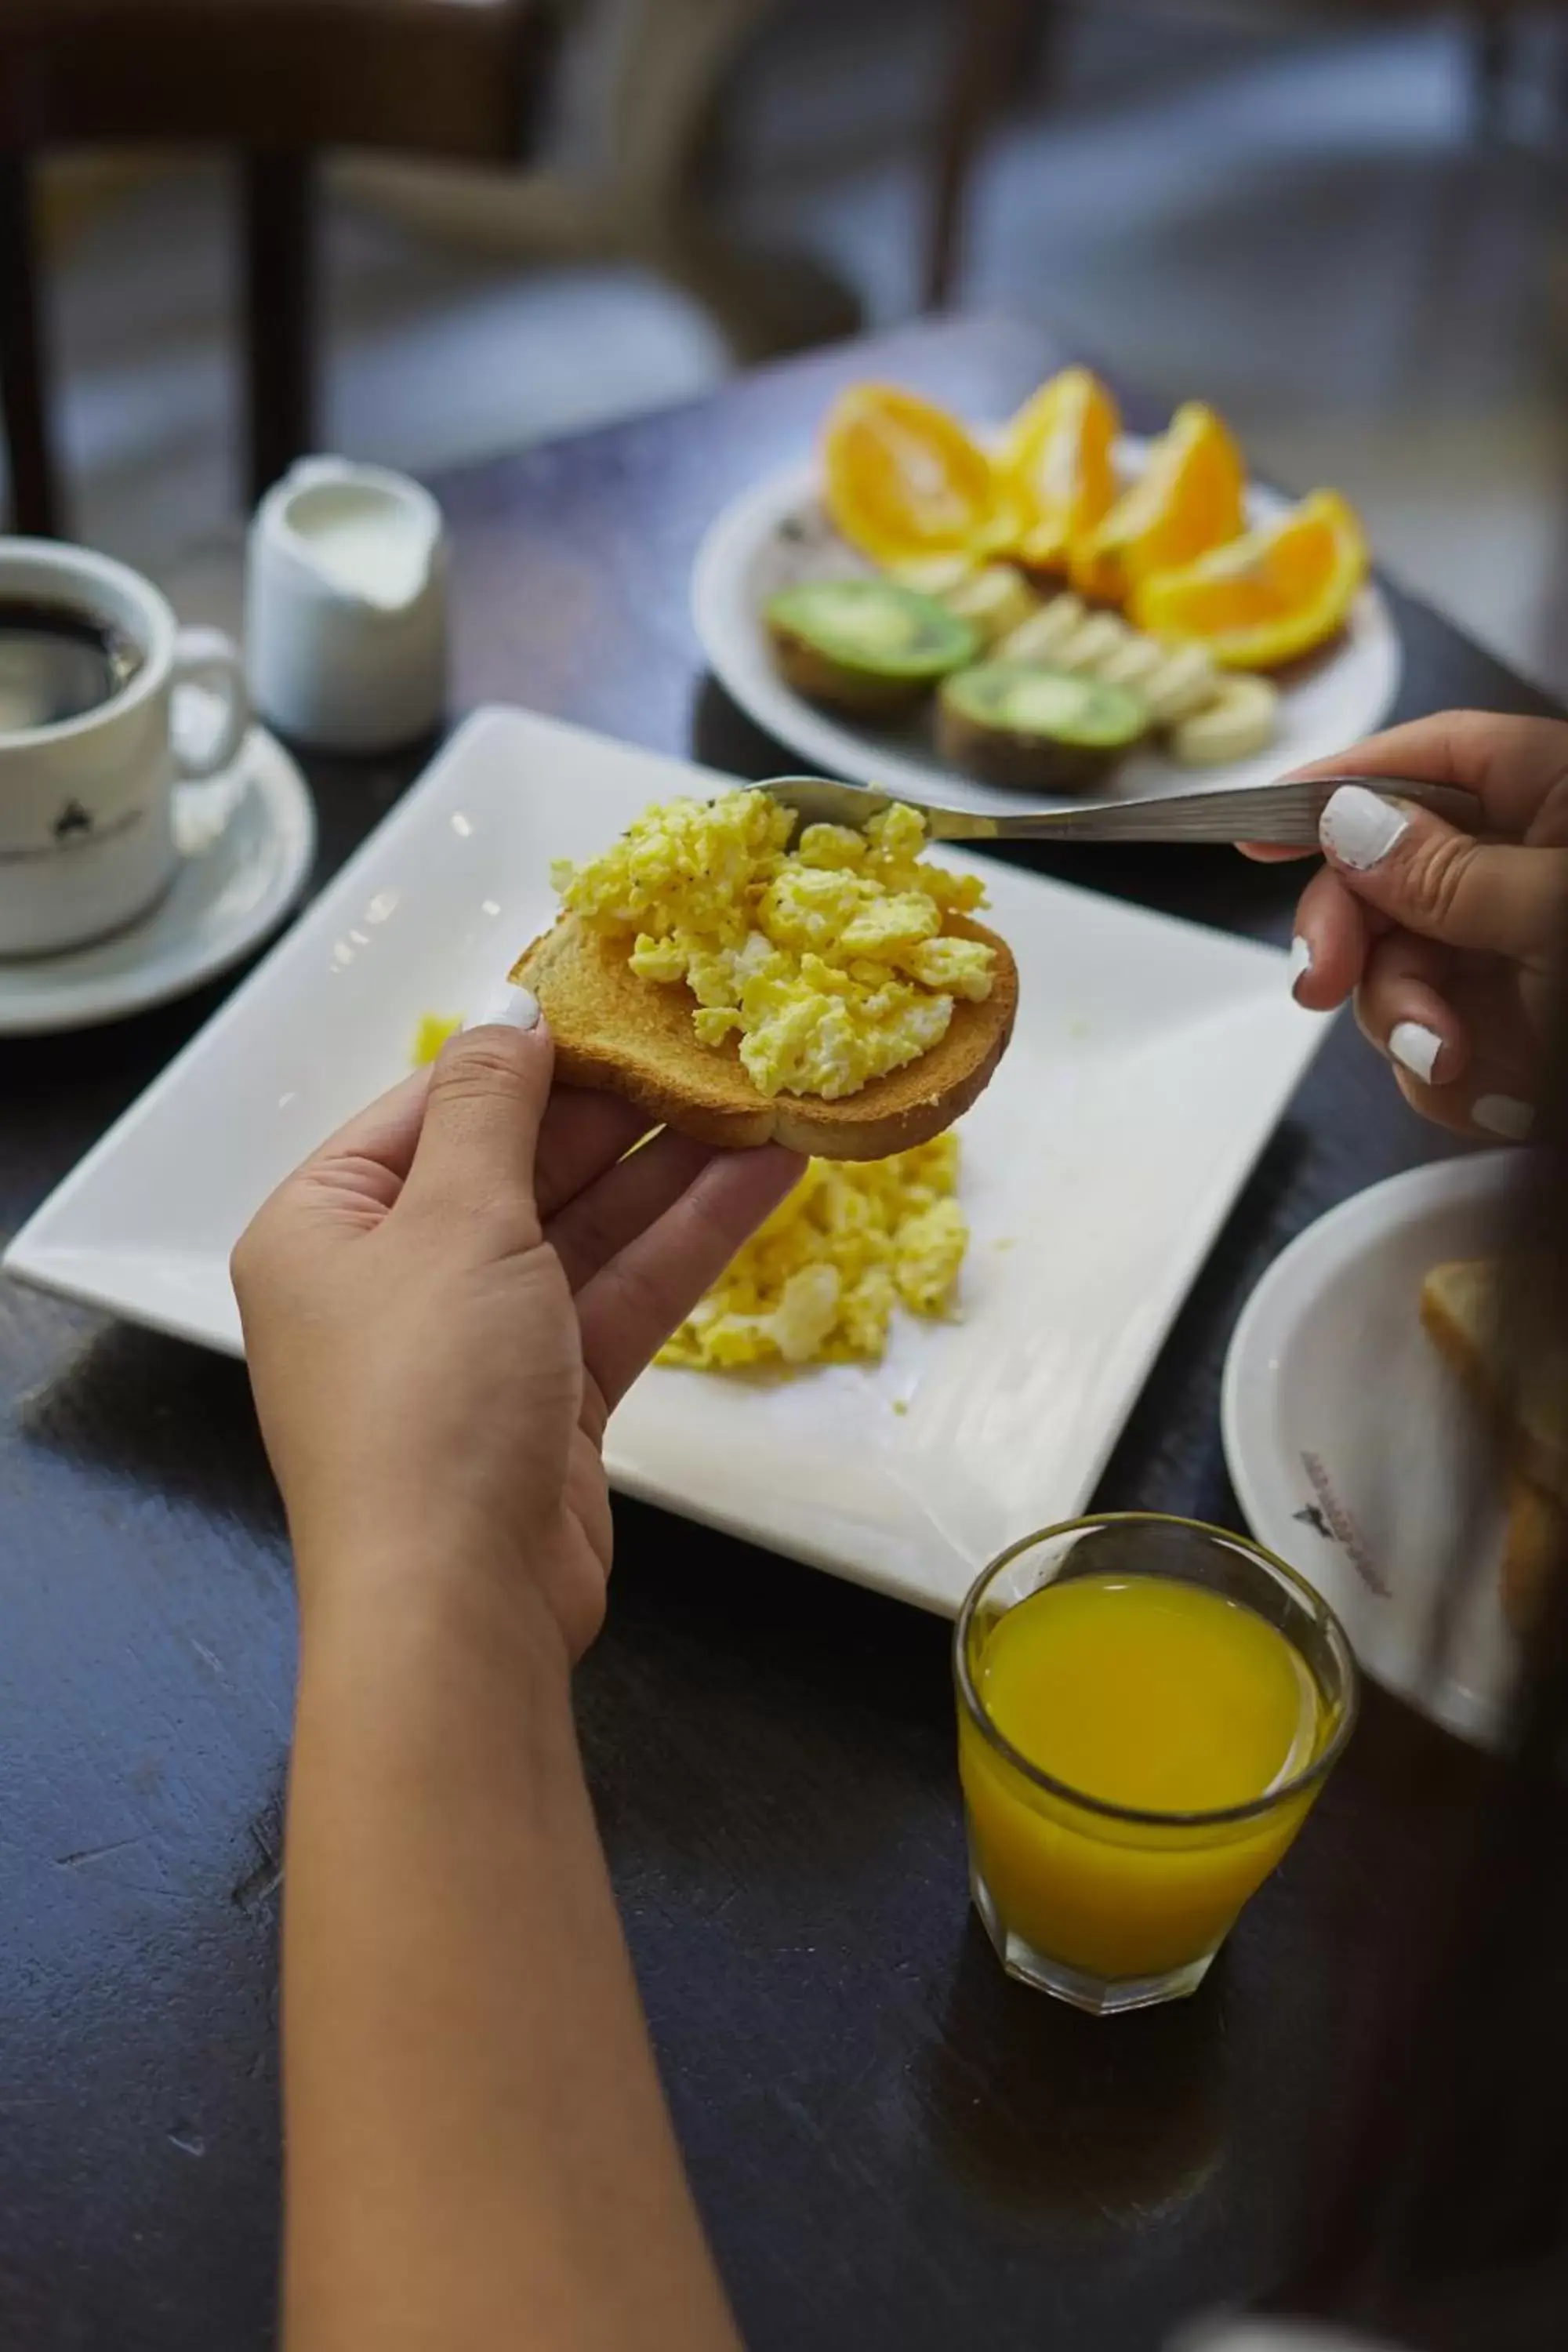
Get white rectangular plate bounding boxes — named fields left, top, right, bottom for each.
left=6, top=706, right=1327, bottom=1616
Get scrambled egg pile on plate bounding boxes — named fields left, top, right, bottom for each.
left=657, top=1134, right=967, bottom=1370
left=554, top=790, right=996, bottom=1100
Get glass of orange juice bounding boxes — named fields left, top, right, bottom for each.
left=955, top=1513, right=1358, bottom=2015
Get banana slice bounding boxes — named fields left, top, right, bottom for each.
left=940, top=564, right=1040, bottom=646
left=1094, top=633, right=1168, bottom=693
left=996, top=601, right=1242, bottom=769
left=1056, top=612, right=1131, bottom=673
left=1169, top=676, right=1279, bottom=767
left=998, top=594, right=1085, bottom=664
left=1141, top=642, right=1219, bottom=724
left=887, top=554, right=976, bottom=597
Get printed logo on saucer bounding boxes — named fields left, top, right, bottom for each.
left=1298, top=1450, right=1388, bottom=1597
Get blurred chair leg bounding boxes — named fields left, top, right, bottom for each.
left=1470, top=5, right=1512, bottom=143
left=605, top=0, right=862, bottom=363
left=924, top=0, right=1039, bottom=312
left=241, top=151, right=317, bottom=508
left=0, top=154, right=64, bottom=539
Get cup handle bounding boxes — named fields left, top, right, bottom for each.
left=171, top=624, right=250, bottom=779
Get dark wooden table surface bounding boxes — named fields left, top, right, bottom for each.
left=1, top=314, right=1557, bottom=2352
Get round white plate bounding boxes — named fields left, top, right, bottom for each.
left=692, top=437, right=1403, bottom=817
left=0, top=727, right=316, bottom=1035
left=1223, top=1152, right=1527, bottom=1749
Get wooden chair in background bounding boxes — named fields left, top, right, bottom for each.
left=924, top=0, right=1540, bottom=310
left=0, top=0, right=556, bottom=538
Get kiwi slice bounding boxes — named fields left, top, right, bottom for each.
left=938, top=661, right=1147, bottom=791
left=766, top=579, right=980, bottom=717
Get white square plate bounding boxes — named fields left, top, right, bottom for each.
left=5, top=706, right=1327, bottom=1616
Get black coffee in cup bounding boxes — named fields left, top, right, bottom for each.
left=0, top=597, right=143, bottom=733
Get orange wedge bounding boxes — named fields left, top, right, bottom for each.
left=1071, top=401, right=1245, bottom=605
left=823, top=383, right=1008, bottom=568
left=996, top=367, right=1119, bottom=575
left=1130, top=490, right=1369, bottom=670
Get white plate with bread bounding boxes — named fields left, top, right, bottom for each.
left=1224, top=1151, right=1554, bottom=1748
left=8, top=704, right=1331, bottom=1619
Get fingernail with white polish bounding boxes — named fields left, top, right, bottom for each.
left=468, top=982, right=541, bottom=1033
left=1473, top=1093, right=1534, bottom=1141
left=1389, top=1021, right=1443, bottom=1083
left=1320, top=784, right=1409, bottom=871
left=1288, top=935, right=1312, bottom=995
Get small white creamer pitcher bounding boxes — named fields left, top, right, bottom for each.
left=246, top=458, right=448, bottom=754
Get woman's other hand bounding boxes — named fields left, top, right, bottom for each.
left=233, top=988, right=800, bottom=1660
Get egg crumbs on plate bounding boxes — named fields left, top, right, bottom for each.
left=412, top=1011, right=462, bottom=1063
left=657, top=1133, right=968, bottom=1372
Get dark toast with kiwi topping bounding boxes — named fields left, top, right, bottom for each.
left=938, top=661, right=1148, bottom=791
left=765, top=578, right=979, bottom=717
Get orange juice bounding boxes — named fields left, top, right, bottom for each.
left=959, top=1573, right=1326, bottom=1987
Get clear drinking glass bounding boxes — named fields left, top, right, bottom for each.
left=954, top=1514, right=1359, bottom=2016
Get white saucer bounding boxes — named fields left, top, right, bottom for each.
left=0, top=728, right=316, bottom=1036
left=1223, top=1152, right=1525, bottom=1749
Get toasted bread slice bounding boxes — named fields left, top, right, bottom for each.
left=1421, top=1258, right=1566, bottom=1498
left=1421, top=1255, right=1567, bottom=1630
left=510, top=912, right=1017, bottom=1160
left=1502, top=1474, right=1564, bottom=1635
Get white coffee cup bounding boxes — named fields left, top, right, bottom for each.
left=0, top=540, right=249, bottom=958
